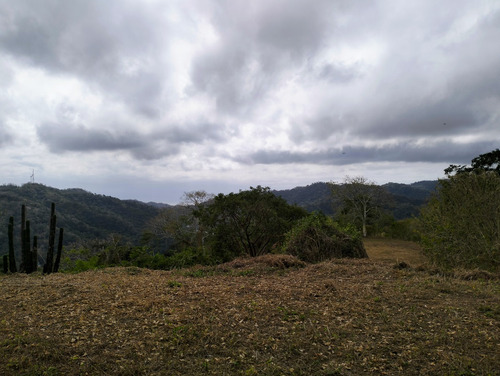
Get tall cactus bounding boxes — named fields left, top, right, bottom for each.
left=53, top=228, right=64, bottom=273
left=32, top=236, right=38, bottom=272
left=2, top=255, right=7, bottom=274
left=21, top=204, right=26, bottom=256
left=8, top=216, right=17, bottom=273
left=23, top=220, right=33, bottom=273
left=45, top=203, right=57, bottom=274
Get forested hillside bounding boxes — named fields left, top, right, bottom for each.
left=0, top=184, right=161, bottom=258
left=0, top=180, right=438, bottom=262
left=274, top=180, right=438, bottom=219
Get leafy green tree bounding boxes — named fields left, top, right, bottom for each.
left=330, top=176, right=391, bottom=237
left=445, top=148, right=500, bottom=176
left=196, top=186, right=307, bottom=261
left=419, top=170, right=500, bottom=271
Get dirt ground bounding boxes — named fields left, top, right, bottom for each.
left=1, top=241, right=499, bottom=375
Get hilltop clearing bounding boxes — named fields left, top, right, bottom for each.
left=1, top=243, right=498, bottom=375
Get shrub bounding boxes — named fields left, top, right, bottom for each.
left=419, top=171, right=500, bottom=271
left=282, top=212, right=367, bottom=263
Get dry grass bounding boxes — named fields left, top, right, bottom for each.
left=364, top=238, right=428, bottom=266
left=1, top=244, right=499, bottom=375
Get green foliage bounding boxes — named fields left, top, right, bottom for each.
left=0, top=183, right=160, bottom=254
left=72, top=255, right=102, bottom=272
left=282, top=212, right=367, bottom=262
left=196, top=186, right=307, bottom=261
left=445, top=148, right=500, bottom=176
left=419, top=171, right=500, bottom=271
left=142, top=205, right=197, bottom=255
left=382, top=218, right=421, bottom=241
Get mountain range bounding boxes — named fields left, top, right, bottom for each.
left=0, top=180, right=438, bottom=257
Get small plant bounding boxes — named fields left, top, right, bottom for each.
left=167, top=280, right=182, bottom=288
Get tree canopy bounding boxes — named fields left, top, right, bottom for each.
left=195, top=186, right=307, bottom=261
left=444, top=148, right=500, bottom=176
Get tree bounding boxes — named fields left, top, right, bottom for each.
left=445, top=148, right=500, bottom=176
left=330, top=176, right=390, bottom=237
left=143, top=206, right=194, bottom=255
left=419, top=171, right=500, bottom=271
left=196, top=186, right=307, bottom=261
left=181, top=191, right=214, bottom=255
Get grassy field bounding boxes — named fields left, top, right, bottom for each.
left=1, top=239, right=499, bottom=375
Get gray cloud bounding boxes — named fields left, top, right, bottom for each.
left=1, top=1, right=500, bottom=203
left=0, top=124, right=12, bottom=146
left=0, top=0, right=168, bottom=117
left=37, top=123, right=146, bottom=153
left=190, top=0, right=338, bottom=115
left=236, top=140, right=499, bottom=167
left=36, top=119, right=229, bottom=160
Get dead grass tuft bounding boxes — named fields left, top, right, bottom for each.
left=218, top=253, right=306, bottom=271
left=454, top=268, right=499, bottom=281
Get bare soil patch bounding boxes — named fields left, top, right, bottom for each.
left=1, top=255, right=499, bottom=375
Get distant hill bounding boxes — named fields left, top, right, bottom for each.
left=274, top=180, right=438, bottom=219
left=1, top=180, right=439, bottom=261
left=0, top=183, right=161, bottom=259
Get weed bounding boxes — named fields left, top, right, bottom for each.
left=167, top=280, right=182, bottom=288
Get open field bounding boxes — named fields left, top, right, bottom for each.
left=1, top=241, right=499, bottom=375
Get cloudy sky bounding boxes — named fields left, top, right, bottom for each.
left=1, top=0, right=499, bottom=204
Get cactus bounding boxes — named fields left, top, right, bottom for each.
left=23, top=220, right=33, bottom=273
left=21, top=204, right=26, bottom=256
left=2, top=255, right=7, bottom=273
left=45, top=203, right=57, bottom=274
left=53, top=228, right=64, bottom=273
left=32, top=236, right=38, bottom=272
left=8, top=216, right=16, bottom=273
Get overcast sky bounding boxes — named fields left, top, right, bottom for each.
left=1, top=0, right=499, bottom=204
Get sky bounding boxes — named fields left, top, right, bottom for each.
left=1, top=0, right=499, bottom=204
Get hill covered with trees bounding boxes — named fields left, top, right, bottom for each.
left=0, top=183, right=161, bottom=259
left=274, top=180, right=437, bottom=219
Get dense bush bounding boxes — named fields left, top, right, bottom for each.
left=419, top=171, right=500, bottom=271
left=282, top=212, right=367, bottom=263
left=381, top=217, right=421, bottom=241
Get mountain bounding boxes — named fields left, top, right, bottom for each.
left=0, top=183, right=161, bottom=258
left=1, top=180, right=439, bottom=261
left=274, top=180, right=438, bottom=219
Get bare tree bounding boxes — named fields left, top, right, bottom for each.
left=181, top=191, right=214, bottom=255
left=330, top=176, right=389, bottom=237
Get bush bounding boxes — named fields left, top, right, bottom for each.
left=383, top=218, right=421, bottom=241
left=419, top=171, right=500, bottom=271
left=282, top=212, right=368, bottom=263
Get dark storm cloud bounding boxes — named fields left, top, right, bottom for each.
left=0, top=0, right=167, bottom=117
left=237, top=139, right=498, bottom=166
